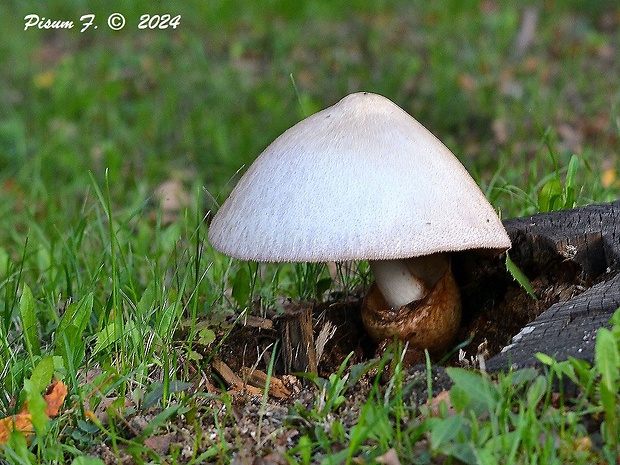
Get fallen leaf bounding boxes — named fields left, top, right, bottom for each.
left=457, top=73, right=476, bottom=92
left=375, top=448, right=402, bottom=465
left=253, top=453, right=289, bottom=465
left=43, top=380, right=68, bottom=417
left=143, top=432, right=175, bottom=455
left=426, top=390, right=456, bottom=417
left=0, top=380, right=68, bottom=445
left=514, top=7, right=538, bottom=56
left=0, top=413, right=34, bottom=444
left=492, top=118, right=509, bottom=144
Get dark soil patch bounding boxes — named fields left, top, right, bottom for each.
left=449, top=248, right=588, bottom=365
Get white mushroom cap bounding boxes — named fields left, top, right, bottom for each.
left=208, top=92, right=511, bottom=262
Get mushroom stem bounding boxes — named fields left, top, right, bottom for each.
left=368, top=254, right=451, bottom=308
left=362, top=254, right=461, bottom=353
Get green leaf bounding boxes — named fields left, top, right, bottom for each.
left=139, top=404, right=183, bottom=438
left=538, top=178, right=563, bottom=212
left=93, top=320, right=136, bottom=356
left=24, top=379, right=48, bottom=434
left=535, top=352, right=555, bottom=366
left=19, top=283, right=40, bottom=356
left=429, top=414, right=463, bottom=448
left=567, top=356, right=594, bottom=385
left=598, top=382, right=619, bottom=446
left=56, top=294, right=94, bottom=365
left=446, top=367, right=500, bottom=416
left=6, top=427, right=35, bottom=462
left=137, top=281, right=157, bottom=315
left=441, top=441, right=479, bottom=465
left=508, top=368, right=539, bottom=387
left=30, top=356, right=55, bottom=392
left=506, top=253, right=537, bottom=300
left=231, top=265, right=251, bottom=309
left=56, top=325, right=86, bottom=368
left=198, top=327, right=216, bottom=345
left=595, top=327, right=620, bottom=392
left=297, top=434, right=312, bottom=465
left=57, top=293, right=93, bottom=336
left=157, top=301, right=180, bottom=337
left=449, top=383, right=471, bottom=413
left=0, top=246, right=10, bottom=278
left=526, top=376, right=547, bottom=407
left=564, top=154, right=579, bottom=208
left=143, top=381, right=192, bottom=409
left=315, top=277, right=332, bottom=297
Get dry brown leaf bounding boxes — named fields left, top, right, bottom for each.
left=514, top=7, right=538, bottom=56
left=0, top=413, right=34, bottom=444
left=0, top=380, right=68, bottom=445
left=426, top=390, right=456, bottom=417
left=143, top=432, right=176, bottom=455
left=375, top=448, right=402, bottom=465
left=44, top=380, right=68, bottom=417
left=253, top=453, right=289, bottom=465
left=457, top=73, right=477, bottom=92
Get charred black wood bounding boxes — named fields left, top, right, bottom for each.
left=485, top=200, right=620, bottom=371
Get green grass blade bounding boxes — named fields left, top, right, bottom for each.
left=19, top=283, right=40, bottom=357
left=505, top=253, right=537, bottom=300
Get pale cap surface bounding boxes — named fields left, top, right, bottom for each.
left=208, top=92, right=511, bottom=262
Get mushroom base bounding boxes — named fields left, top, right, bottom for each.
left=361, top=262, right=462, bottom=354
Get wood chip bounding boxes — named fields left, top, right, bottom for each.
left=240, top=368, right=291, bottom=399
left=211, top=358, right=261, bottom=396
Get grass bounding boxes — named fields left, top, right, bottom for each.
left=1, top=0, right=620, bottom=463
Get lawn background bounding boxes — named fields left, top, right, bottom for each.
left=1, top=0, right=619, bottom=463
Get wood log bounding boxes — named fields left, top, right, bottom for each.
left=486, top=273, right=620, bottom=371
left=502, top=199, right=620, bottom=276
left=485, top=200, right=620, bottom=371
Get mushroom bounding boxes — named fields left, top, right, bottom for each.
left=208, top=92, right=511, bottom=354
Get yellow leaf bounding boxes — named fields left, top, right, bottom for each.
left=601, top=168, right=617, bottom=188
left=33, top=70, right=55, bottom=89
left=0, top=413, right=34, bottom=444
